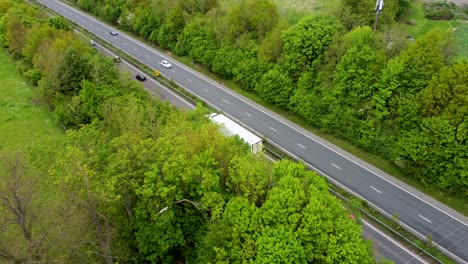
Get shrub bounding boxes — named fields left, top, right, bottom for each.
left=423, top=1, right=456, bottom=20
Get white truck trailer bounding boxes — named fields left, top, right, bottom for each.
left=209, top=113, right=263, bottom=154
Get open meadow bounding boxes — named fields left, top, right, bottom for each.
left=0, top=49, right=63, bottom=150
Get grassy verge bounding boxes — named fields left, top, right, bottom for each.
left=0, top=49, right=63, bottom=151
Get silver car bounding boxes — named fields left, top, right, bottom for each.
left=160, top=60, right=172, bottom=68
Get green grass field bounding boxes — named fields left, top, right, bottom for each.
left=219, top=0, right=340, bottom=23
left=0, top=49, right=63, bottom=151
left=400, top=0, right=468, bottom=58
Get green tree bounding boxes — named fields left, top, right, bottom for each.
left=258, top=20, right=287, bottom=63
left=158, top=5, right=185, bottom=49
left=255, top=226, right=307, bottom=264
left=45, top=16, right=71, bottom=31
left=232, top=55, right=270, bottom=91
left=227, top=155, right=272, bottom=205
left=255, top=65, right=295, bottom=108
left=4, top=12, right=28, bottom=55
left=282, top=14, right=344, bottom=79
left=211, top=44, right=243, bottom=79
left=0, top=151, right=92, bottom=263
left=54, top=125, right=117, bottom=264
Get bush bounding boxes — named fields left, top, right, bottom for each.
left=423, top=1, right=456, bottom=20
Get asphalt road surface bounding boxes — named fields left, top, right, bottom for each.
left=362, top=220, right=429, bottom=264
left=36, top=1, right=468, bottom=263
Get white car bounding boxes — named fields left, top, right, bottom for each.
left=160, top=60, right=172, bottom=69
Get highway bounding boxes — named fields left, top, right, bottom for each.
left=35, top=1, right=468, bottom=263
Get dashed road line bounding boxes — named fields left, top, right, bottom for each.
left=331, top=163, right=342, bottom=170
left=187, top=79, right=192, bottom=82
left=418, top=214, right=432, bottom=223
left=370, top=186, right=382, bottom=194
left=203, top=88, right=209, bottom=92
left=297, top=143, right=306, bottom=149
left=222, top=99, right=230, bottom=104
left=269, top=127, right=277, bottom=132
left=245, top=112, right=252, bottom=117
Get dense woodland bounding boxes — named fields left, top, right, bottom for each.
left=67, top=0, right=468, bottom=198
left=0, top=0, right=378, bottom=263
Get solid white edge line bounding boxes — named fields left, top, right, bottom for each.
left=44, top=0, right=468, bottom=232
left=370, top=186, right=382, bottom=194
left=362, top=220, right=429, bottom=264
left=418, top=214, right=432, bottom=223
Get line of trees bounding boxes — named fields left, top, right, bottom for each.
left=0, top=1, right=378, bottom=263
left=69, top=0, right=467, bottom=198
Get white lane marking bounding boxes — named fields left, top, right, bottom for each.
left=222, top=99, right=230, bottom=104
left=45, top=0, right=468, bottom=235
left=363, top=220, right=430, bottom=264
left=269, top=127, right=277, bottom=132
left=331, top=163, right=341, bottom=170
left=245, top=113, right=252, bottom=117
left=171, top=70, right=176, bottom=73
left=297, top=143, right=306, bottom=149
left=145, top=54, right=149, bottom=58
left=123, top=42, right=128, bottom=46
left=370, top=186, right=382, bottom=194
left=187, top=79, right=192, bottom=82
left=134, top=48, right=137, bottom=51
left=418, top=214, right=432, bottom=223
left=203, top=88, right=209, bottom=92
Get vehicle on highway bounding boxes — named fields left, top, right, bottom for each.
left=90, top=39, right=96, bottom=46
left=160, top=60, right=172, bottom=68
left=136, top=74, right=146, bottom=81
left=110, top=31, right=118, bottom=36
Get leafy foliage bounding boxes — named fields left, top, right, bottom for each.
left=2, top=0, right=467, bottom=262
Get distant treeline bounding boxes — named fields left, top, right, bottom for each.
left=69, top=0, right=467, bottom=198
left=0, top=1, right=378, bottom=263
